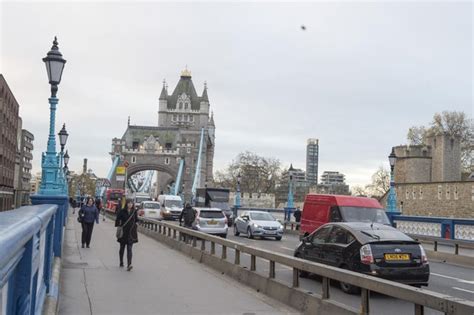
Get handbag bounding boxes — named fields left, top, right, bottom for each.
left=116, top=210, right=136, bottom=239
left=77, top=210, right=84, bottom=223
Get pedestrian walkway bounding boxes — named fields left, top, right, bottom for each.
left=59, top=210, right=299, bottom=315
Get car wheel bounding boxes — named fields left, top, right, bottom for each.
left=247, top=227, right=254, bottom=239
left=234, top=226, right=240, bottom=236
left=339, top=266, right=361, bottom=294
left=275, top=236, right=282, bottom=241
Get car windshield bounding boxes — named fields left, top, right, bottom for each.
left=165, top=200, right=183, bottom=208
left=199, top=211, right=224, bottom=219
left=143, top=203, right=160, bottom=209
left=339, top=207, right=390, bottom=225
left=210, top=201, right=230, bottom=211
left=250, top=212, right=275, bottom=221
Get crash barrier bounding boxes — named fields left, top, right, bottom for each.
left=137, top=217, right=474, bottom=315
left=0, top=204, right=65, bottom=315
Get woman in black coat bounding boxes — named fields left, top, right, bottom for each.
left=115, top=199, right=138, bottom=271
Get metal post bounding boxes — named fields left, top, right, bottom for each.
left=211, top=242, right=215, bottom=255
left=269, top=260, right=275, bottom=278
left=387, top=149, right=398, bottom=213
left=250, top=255, right=256, bottom=271
left=222, top=245, right=227, bottom=259
left=360, top=288, right=370, bottom=315
left=292, top=268, right=299, bottom=287
left=235, top=249, right=240, bottom=265
left=322, top=277, right=330, bottom=299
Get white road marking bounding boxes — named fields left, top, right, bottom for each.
left=431, top=273, right=474, bottom=285
left=453, top=287, right=474, bottom=294
left=281, top=246, right=295, bottom=251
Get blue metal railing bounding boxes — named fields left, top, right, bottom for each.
left=0, top=204, right=66, bottom=315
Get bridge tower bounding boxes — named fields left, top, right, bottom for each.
left=110, top=68, right=215, bottom=202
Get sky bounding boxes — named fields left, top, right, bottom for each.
left=1, top=1, right=472, bottom=187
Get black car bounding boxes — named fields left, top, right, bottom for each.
left=294, top=222, right=430, bottom=294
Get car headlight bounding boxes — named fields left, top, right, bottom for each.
left=252, top=223, right=261, bottom=229
left=278, top=225, right=283, bottom=230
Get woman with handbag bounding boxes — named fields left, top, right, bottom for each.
left=115, top=199, right=138, bottom=271
left=78, top=197, right=99, bottom=248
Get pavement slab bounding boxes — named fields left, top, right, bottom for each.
left=59, top=211, right=299, bottom=315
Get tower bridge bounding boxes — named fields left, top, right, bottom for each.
left=110, top=68, right=215, bottom=201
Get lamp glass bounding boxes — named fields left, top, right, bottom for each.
left=64, top=151, right=70, bottom=165
left=45, top=59, right=65, bottom=85
left=58, top=126, right=69, bottom=147
left=388, top=149, right=396, bottom=167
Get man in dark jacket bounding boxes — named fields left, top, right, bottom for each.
left=293, top=207, right=302, bottom=230
left=179, top=203, right=197, bottom=228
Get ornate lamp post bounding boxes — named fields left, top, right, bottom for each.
left=38, top=36, right=67, bottom=195
left=387, top=148, right=398, bottom=213
left=235, top=172, right=241, bottom=208
left=58, top=124, right=69, bottom=193
left=286, top=164, right=295, bottom=222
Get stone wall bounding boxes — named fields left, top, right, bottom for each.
left=380, top=181, right=474, bottom=218
left=229, top=192, right=275, bottom=208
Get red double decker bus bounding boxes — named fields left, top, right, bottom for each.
left=106, top=188, right=124, bottom=213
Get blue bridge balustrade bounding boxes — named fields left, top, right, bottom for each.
left=386, top=212, right=474, bottom=241
left=0, top=204, right=66, bottom=315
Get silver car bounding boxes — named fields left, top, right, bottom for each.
left=138, top=201, right=162, bottom=220
left=193, top=208, right=228, bottom=238
left=234, top=211, right=284, bottom=240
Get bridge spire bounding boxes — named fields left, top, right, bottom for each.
left=159, top=79, right=168, bottom=100
left=128, top=116, right=130, bottom=126
left=202, top=81, right=209, bottom=102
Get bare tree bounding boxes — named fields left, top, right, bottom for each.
left=406, top=111, right=473, bottom=170
left=365, top=166, right=390, bottom=198
left=351, top=185, right=368, bottom=197
left=214, top=151, right=282, bottom=193
left=407, top=126, right=427, bottom=145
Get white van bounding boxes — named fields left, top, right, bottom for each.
left=157, top=195, right=183, bottom=220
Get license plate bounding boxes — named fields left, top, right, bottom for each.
left=207, top=220, right=217, bottom=225
left=149, top=211, right=156, bottom=214
left=266, top=230, right=276, bottom=234
left=384, top=253, right=410, bottom=261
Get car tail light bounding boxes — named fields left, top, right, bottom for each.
left=419, top=244, right=428, bottom=264
left=360, top=244, right=374, bottom=265
left=224, top=216, right=228, bottom=224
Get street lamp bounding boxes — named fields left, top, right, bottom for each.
left=387, top=147, right=398, bottom=213
left=58, top=124, right=69, bottom=152
left=286, top=164, right=295, bottom=222
left=38, top=36, right=67, bottom=195
left=235, top=172, right=241, bottom=208
left=64, top=150, right=70, bottom=167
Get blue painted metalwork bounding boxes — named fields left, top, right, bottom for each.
left=172, top=158, right=185, bottom=196
left=0, top=204, right=63, bottom=315
left=191, top=128, right=205, bottom=203
left=387, top=169, right=398, bottom=212
left=98, top=155, right=120, bottom=198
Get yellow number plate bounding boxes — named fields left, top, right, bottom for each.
left=384, top=254, right=410, bottom=261
left=208, top=220, right=217, bottom=225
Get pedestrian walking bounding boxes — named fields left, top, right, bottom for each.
left=293, top=207, right=302, bottom=230
left=78, top=197, right=99, bottom=248
left=115, top=199, right=138, bottom=271
left=95, top=197, right=105, bottom=221
left=72, top=199, right=77, bottom=214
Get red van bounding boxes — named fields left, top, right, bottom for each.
left=300, top=194, right=390, bottom=239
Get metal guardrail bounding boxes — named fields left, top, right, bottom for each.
left=0, top=204, right=63, bottom=315
left=409, top=235, right=474, bottom=255
left=136, top=217, right=474, bottom=315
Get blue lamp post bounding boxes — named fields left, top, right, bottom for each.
left=58, top=124, right=69, bottom=194
left=285, top=164, right=295, bottom=222
left=235, top=172, right=241, bottom=208
left=38, top=36, right=67, bottom=195
left=387, top=148, right=398, bottom=213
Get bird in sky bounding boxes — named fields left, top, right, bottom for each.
left=301, top=25, right=306, bottom=30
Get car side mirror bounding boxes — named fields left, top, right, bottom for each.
left=243, top=216, right=249, bottom=221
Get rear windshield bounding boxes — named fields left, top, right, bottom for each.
left=199, top=211, right=225, bottom=219
left=143, top=203, right=160, bottom=209
left=360, top=229, right=413, bottom=241
left=250, top=212, right=275, bottom=221
left=136, top=197, right=151, bottom=203
left=108, top=192, right=122, bottom=201
left=340, top=207, right=390, bottom=225
left=210, top=201, right=230, bottom=211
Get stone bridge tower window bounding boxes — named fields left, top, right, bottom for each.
left=131, top=156, right=136, bottom=163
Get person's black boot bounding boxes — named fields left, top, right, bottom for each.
left=119, top=262, right=124, bottom=267
left=82, top=244, right=85, bottom=248
left=127, top=265, right=133, bottom=271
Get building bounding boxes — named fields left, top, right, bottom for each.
left=14, top=118, right=34, bottom=207
left=320, top=171, right=346, bottom=185
left=379, top=133, right=473, bottom=218
left=30, top=172, right=42, bottom=195
left=229, top=192, right=275, bottom=208
left=111, top=69, right=215, bottom=200
left=281, top=164, right=307, bottom=187
left=306, top=138, right=319, bottom=186
left=0, top=75, right=20, bottom=211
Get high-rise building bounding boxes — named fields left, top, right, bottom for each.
left=0, top=75, right=20, bottom=211
left=320, top=171, right=346, bottom=185
left=306, top=138, right=319, bottom=186
left=14, top=123, right=34, bottom=207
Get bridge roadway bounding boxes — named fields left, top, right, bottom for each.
left=58, top=211, right=298, bottom=315
left=163, top=220, right=473, bottom=315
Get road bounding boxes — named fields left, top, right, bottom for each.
left=162, top=219, right=473, bottom=314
